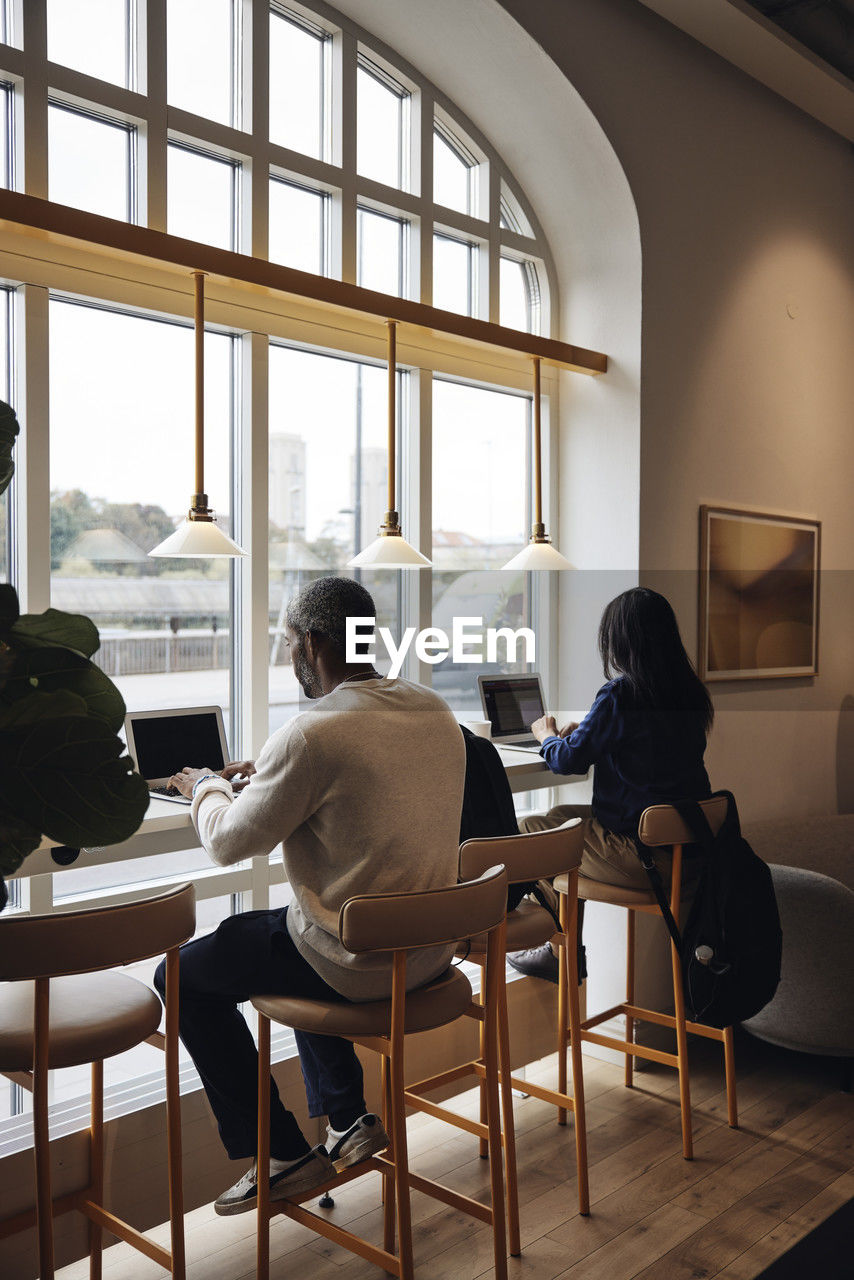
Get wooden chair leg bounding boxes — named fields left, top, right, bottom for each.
left=256, top=1013, right=271, bottom=1280
left=669, top=848, right=693, bottom=1160
left=33, top=979, right=55, bottom=1280
left=563, top=873, right=589, bottom=1215
left=390, top=955, right=414, bottom=1280
left=89, top=1061, right=104, bottom=1280
left=483, top=934, right=508, bottom=1280
left=625, top=910, right=636, bottom=1089
left=497, top=971, right=521, bottom=1256
left=723, top=1025, right=738, bottom=1128
left=557, top=910, right=569, bottom=1127
left=477, top=982, right=488, bottom=1159
left=381, top=1052, right=395, bottom=1255
left=164, top=948, right=186, bottom=1279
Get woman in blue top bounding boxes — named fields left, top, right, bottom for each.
left=509, top=587, right=713, bottom=982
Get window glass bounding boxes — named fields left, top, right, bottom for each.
left=500, top=182, right=534, bottom=237
left=500, top=256, right=539, bottom=333
left=48, top=105, right=132, bottom=221
left=357, top=63, right=406, bottom=189
left=433, top=130, right=471, bottom=214
left=269, top=178, right=325, bottom=274
left=0, top=82, right=10, bottom=188
left=168, top=143, right=236, bottom=250
left=357, top=207, right=406, bottom=297
left=49, top=299, right=233, bottom=731
left=431, top=379, right=531, bottom=715
left=47, top=0, right=129, bottom=88
left=167, top=0, right=235, bottom=126
left=269, top=10, right=325, bottom=159
left=268, top=346, right=402, bottom=731
left=433, top=234, right=475, bottom=316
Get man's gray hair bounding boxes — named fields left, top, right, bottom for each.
left=286, top=576, right=376, bottom=656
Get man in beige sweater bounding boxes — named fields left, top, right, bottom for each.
left=154, top=577, right=465, bottom=1214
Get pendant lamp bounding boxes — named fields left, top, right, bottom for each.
left=347, top=321, right=430, bottom=569
left=150, top=272, right=246, bottom=558
left=502, top=356, right=572, bottom=571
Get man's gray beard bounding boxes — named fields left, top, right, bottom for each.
left=294, top=648, right=322, bottom=699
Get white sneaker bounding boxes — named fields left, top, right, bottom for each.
left=326, top=1114, right=389, bottom=1171
left=214, top=1145, right=334, bottom=1215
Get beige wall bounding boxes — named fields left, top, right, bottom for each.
left=494, top=0, right=854, bottom=821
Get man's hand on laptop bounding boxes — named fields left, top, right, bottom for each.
left=219, top=760, right=257, bottom=793
left=168, top=767, right=221, bottom=798
left=558, top=721, right=579, bottom=739
left=530, top=715, right=558, bottom=744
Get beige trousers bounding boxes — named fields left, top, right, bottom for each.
left=519, top=803, right=673, bottom=894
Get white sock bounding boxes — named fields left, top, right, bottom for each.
left=269, top=1151, right=310, bottom=1174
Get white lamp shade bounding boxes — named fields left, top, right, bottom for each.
left=347, top=533, right=431, bottom=569
left=149, top=519, right=247, bottom=558
left=501, top=539, right=574, bottom=571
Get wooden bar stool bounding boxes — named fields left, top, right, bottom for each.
left=0, top=883, right=195, bottom=1279
left=251, top=865, right=509, bottom=1280
left=554, top=797, right=737, bottom=1161
left=405, top=820, right=589, bottom=1255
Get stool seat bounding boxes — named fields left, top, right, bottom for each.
left=251, top=966, right=472, bottom=1038
left=465, top=900, right=555, bottom=955
left=554, top=872, right=657, bottom=907
left=0, top=973, right=162, bottom=1071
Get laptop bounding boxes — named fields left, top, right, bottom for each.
left=477, top=673, right=548, bottom=753
left=124, top=706, right=230, bottom=805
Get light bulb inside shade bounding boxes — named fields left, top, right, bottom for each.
left=500, top=539, right=574, bottom=571
left=347, top=532, right=431, bottom=569
left=149, top=519, right=247, bottom=558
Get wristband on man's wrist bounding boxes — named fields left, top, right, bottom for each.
left=191, top=774, right=224, bottom=798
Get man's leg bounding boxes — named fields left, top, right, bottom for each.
left=295, top=1029, right=366, bottom=1129
left=154, top=908, right=334, bottom=1161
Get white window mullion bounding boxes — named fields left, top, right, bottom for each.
left=486, top=159, right=500, bottom=325
left=236, top=329, right=270, bottom=760
left=247, top=0, right=268, bottom=260
left=143, top=0, right=168, bottom=230
left=12, top=283, right=50, bottom=615
left=335, top=27, right=357, bottom=283
left=20, top=0, right=47, bottom=198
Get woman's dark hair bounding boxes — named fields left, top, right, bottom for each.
left=598, top=588, right=713, bottom=735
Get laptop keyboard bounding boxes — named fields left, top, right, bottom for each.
left=150, top=784, right=183, bottom=797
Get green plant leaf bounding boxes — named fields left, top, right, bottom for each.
left=0, top=400, right=20, bottom=498
left=0, top=811, right=42, bottom=877
left=11, top=609, right=100, bottom=658
left=0, top=584, right=19, bottom=631
left=0, top=716, right=149, bottom=848
left=0, top=688, right=88, bottom=730
left=0, top=646, right=126, bottom=731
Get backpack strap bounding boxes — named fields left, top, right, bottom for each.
left=633, top=839, right=683, bottom=953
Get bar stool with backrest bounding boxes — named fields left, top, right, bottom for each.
left=251, top=865, right=509, bottom=1280
left=553, top=797, right=737, bottom=1160
left=405, top=820, right=589, bottom=1255
left=0, top=883, right=195, bottom=1280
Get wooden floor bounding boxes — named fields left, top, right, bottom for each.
left=57, top=1032, right=854, bottom=1280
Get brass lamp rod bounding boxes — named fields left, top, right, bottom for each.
left=193, top=271, right=206, bottom=503
left=532, top=356, right=543, bottom=529
left=387, top=320, right=396, bottom=516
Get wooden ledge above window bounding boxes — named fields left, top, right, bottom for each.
left=0, top=190, right=607, bottom=378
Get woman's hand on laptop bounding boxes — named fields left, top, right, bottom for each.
left=530, top=715, right=559, bottom=743
left=219, top=760, right=257, bottom=793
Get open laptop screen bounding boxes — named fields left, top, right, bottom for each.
left=125, top=707, right=228, bottom=783
left=479, top=675, right=545, bottom=741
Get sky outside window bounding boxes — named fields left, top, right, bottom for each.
left=47, top=0, right=130, bottom=88
left=433, top=234, right=474, bottom=316
left=357, top=63, right=406, bottom=189
left=48, top=105, right=132, bottom=220
left=269, top=11, right=325, bottom=159
left=269, top=178, right=325, bottom=273
left=357, top=207, right=406, bottom=296
left=433, top=129, right=471, bottom=214
left=167, top=0, right=235, bottom=126
left=168, top=144, right=236, bottom=249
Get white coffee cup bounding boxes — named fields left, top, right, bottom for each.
left=462, top=719, right=492, bottom=739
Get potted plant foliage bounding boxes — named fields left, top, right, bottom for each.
left=0, top=401, right=149, bottom=909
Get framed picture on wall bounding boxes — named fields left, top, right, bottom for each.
left=699, top=506, right=820, bottom=681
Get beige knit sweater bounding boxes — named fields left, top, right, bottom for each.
left=190, top=677, right=466, bottom=1000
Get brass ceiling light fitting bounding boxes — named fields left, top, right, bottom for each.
left=150, top=271, right=246, bottom=558
left=348, top=320, right=431, bottom=569
left=502, top=356, right=573, bottom=571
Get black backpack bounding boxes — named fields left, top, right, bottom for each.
left=635, top=790, right=782, bottom=1028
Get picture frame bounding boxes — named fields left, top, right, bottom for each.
left=698, top=506, right=820, bottom=682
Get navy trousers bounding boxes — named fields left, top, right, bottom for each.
left=153, top=906, right=366, bottom=1161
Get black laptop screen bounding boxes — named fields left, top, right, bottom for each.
left=131, top=713, right=226, bottom=780
left=481, top=677, right=544, bottom=738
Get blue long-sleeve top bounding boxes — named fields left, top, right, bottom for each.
left=539, top=677, right=711, bottom=835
